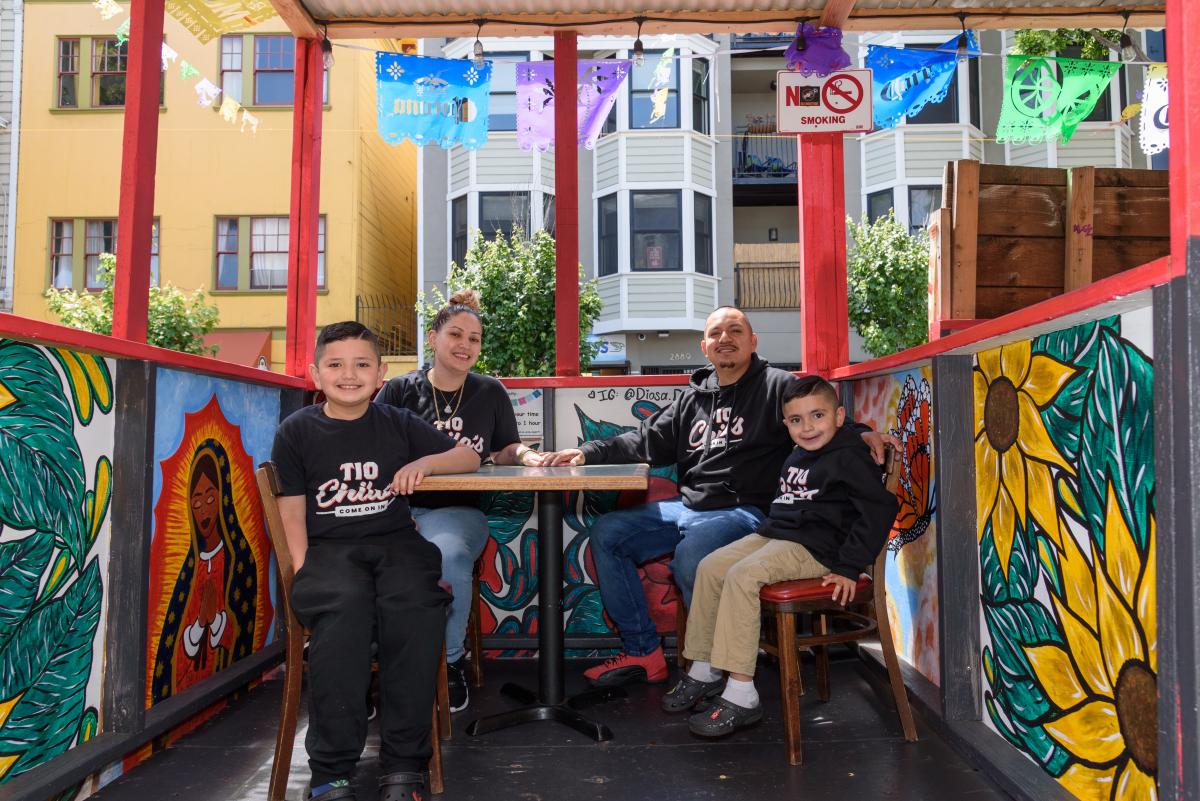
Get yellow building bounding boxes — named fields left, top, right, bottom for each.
left=12, top=1, right=420, bottom=374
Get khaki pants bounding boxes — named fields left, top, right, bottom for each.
left=681, top=533, right=828, bottom=677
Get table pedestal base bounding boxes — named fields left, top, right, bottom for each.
left=464, top=682, right=627, bottom=741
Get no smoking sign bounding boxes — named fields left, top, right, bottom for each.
left=777, top=69, right=874, bottom=134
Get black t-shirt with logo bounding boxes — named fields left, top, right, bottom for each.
left=375, top=369, right=520, bottom=508
left=271, top=403, right=456, bottom=541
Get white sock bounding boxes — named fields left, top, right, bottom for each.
left=687, top=660, right=721, bottom=683
left=721, top=677, right=760, bottom=709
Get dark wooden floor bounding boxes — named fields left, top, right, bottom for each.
left=91, top=655, right=1009, bottom=801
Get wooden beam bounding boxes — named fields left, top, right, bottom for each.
left=1064, top=166, right=1096, bottom=292
left=268, top=0, right=320, bottom=38
left=951, top=160, right=979, bottom=320
left=819, top=0, right=857, bottom=29
left=553, top=32, right=580, bottom=377
left=797, top=133, right=849, bottom=375
left=319, top=8, right=1163, bottom=39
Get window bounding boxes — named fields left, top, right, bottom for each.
left=479, top=192, right=530, bottom=241
left=85, top=220, right=118, bottom=289
left=450, top=196, right=468, bottom=267
left=867, top=189, right=894, bottom=223
left=631, top=51, right=679, bottom=129
left=694, top=193, right=713, bottom=275
left=631, top=191, right=681, bottom=271
left=905, top=44, right=958, bottom=124
left=150, top=223, right=160, bottom=286
left=57, top=39, right=80, bottom=108
left=542, top=193, right=555, bottom=236
left=92, top=38, right=127, bottom=107
left=907, top=186, right=939, bottom=236
left=217, top=215, right=326, bottom=291
left=1059, top=46, right=1114, bottom=123
left=220, top=35, right=243, bottom=103
left=969, top=56, right=982, bottom=130
left=254, top=35, right=294, bottom=105
left=597, top=194, right=618, bottom=277
left=692, top=58, right=710, bottom=135
left=51, top=220, right=73, bottom=288
left=215, top=218, right=239, bottom=289
left=488, top=53, right=528, bottom=132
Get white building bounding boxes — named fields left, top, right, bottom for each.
left=417, top=30, right=1164, bottom=373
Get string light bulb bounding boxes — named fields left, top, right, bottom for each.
left=633, top=18, right=646, bottom=67
left=793, top=21, right=807, bottom=54
left=320, top=28, right=334, bottom=68
left=473, top=20, right=485, bottom=68
left=954, top=13, right=969, bottom=61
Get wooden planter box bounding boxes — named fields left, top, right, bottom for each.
left=927, top=160, right=1169, bottom=339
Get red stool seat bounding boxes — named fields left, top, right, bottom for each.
left=760, top=575, right=872, bottom=604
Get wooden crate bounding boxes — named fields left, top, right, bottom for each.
left=928, top=160, right=1169, bottom=339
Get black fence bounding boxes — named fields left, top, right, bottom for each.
left=733, top=128, right=798, bottom=182
left=355, top=293, right=418, bottom=356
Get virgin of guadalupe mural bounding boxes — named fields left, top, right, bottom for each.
left=147, top=397, right=273, bottom=705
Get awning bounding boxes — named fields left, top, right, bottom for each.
left=271, top=0, right=1165, bottom=39
left=204, top=330, right=273, bottom=369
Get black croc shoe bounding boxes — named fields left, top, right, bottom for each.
left=379, top=771, right=427, bottom=801
left=661, top=675, right=724, bottom=713
left=309, top=781, right=356, bottom=801
left=687, top=697, right=764, bottom=738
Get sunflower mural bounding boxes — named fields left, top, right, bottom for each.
left=0, top=341, right=113, bottom=787
left=974, top=313, right=1156, bottom=801
left=146, top=373, right=278, bottom=712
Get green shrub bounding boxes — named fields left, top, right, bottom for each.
left=846, top=211, right=930, bottom=358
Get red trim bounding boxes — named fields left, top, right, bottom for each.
left=285, top=38, right=324, bottom=377
left=0, top=313, right=306, bottom=389
left=112, top=0, right=165, bottom=342
left=1168, top=0, right=1199, bottom=277
left=499, top=374, right=691, bottom=389
left=553, top=32, right=581, bottom=377
left=829, top=256, right=1171, bottom=380
left=797, top=134, right=849, bottom=374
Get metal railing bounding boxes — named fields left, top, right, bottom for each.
left=733, top=128, right=798, bottom=181
left=355, top=293, right=419, bottom=356
left=731, top=33, right=794, bottom=49
left=734, top=262, right=800, bottom=310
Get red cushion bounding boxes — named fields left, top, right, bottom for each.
left=760, top=575, right=872, bottom=604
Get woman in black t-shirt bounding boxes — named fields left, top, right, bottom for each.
left=375, top=289, right=540, bottom=712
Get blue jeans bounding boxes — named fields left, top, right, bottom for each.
left=412, top=506, right=491, bottom=663
left=588, top=497, right=765, bottom=656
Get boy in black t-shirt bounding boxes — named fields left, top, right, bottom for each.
left=272, top=322, right=481, bottom=801
left=662, top=376, right=898, bottom=738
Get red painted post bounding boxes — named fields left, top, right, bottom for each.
left=553, top=31, right=581, bottom=377
left=285, top=38, right=325, bottom=377
left=796, top=133, right=849, bottom=375
left=112, top=0, right=165, bottom=342
left=1168, top=0, right=1200, bottom=278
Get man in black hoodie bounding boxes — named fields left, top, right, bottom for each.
left=537, top=307, right=888, bottom=687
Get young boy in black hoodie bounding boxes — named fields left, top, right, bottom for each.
left=663, top=376, right=898, bottom=737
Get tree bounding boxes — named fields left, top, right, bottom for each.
left=1012, top=28, right=1119, bottom=60
left=418, top=230, right=602, bottom=376
left=846, top=211, right=929, bottom=358
left=45, top=253, right=222, bottom=356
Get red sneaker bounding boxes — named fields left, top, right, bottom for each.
left=583, top=648, right=669, bottom=687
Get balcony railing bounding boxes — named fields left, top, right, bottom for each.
left=356, top=293, right=418, bottom=356
left=733, top=127, right=797, bottom=182
left=731, top=33, right=794, bottom=50
left=734, top=261, right=799, bottom=310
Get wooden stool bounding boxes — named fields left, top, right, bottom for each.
left=257, top=463, right=448, bottom=800
left=438, top=558, right=486, bottom=740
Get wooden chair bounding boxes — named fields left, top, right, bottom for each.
left=758, top=448, right=918, bottom=765
left=256, top=463, right=447, bottom=800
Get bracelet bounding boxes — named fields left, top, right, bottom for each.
left=516, top=444, right=538, bottom=463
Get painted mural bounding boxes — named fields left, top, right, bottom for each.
left=852, top=367, right=940, bottom=685
left=974, top=309, right=1157, bottom=801
left=146, top=369, right=280, bottom=710
left=475, top=385, right=681, bottom=651
left=0, top=341, right=114, bottom=788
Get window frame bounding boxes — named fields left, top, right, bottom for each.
left=220, top=34, right=244, bottom=104
left=629, top=190, right=683, bottom=272
left=450, top=196, right=468, bottom=268
left=907, top=185, right=940, bottom=236
left=47, top=217, right=158, bottom=292
left=691, top=57, right=710, bottom=135
left=50, top=219, right=74, bottom=289
left=84, top=218, right=119, bottom=290
left=214, top=217, right=241, bottom=291
left=630, top=49, right=680, bottom=130
left=486, top=52, right=530, bottom=133
left=478, top=191, right=531, bottom=242
left=693, top=192, right=714, bottom=275
left=597, top=193, right=619, bottom=277
left=252, top=35, right=296, bottom=107
left=866, top=189, right=894, bottom=224
left=212, top=214, right=328, bottom=292
left=57, top=38, right=80, bottom=109
left=91, top=37, right=128, bottom=108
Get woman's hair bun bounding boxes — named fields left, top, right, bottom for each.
left=448, top=288, right=482, bottom=311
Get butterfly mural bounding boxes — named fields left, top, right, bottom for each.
left=888, top=374, right=936, bottom=552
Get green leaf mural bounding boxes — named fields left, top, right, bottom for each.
left=0, top=559, right=102, bottom=777
left=0, top=537, right=54, bottom=650
left=0, top=343, right=88, bottom=567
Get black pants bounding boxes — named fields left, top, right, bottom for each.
left=291, top=536, right=450, bottom=786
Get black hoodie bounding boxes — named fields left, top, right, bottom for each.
left=578, top=355, right=868, bottom=512
left=758, top=424, right=899, bottom=579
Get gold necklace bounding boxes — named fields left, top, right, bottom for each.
left=429, top=370, right=465, bottom=426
